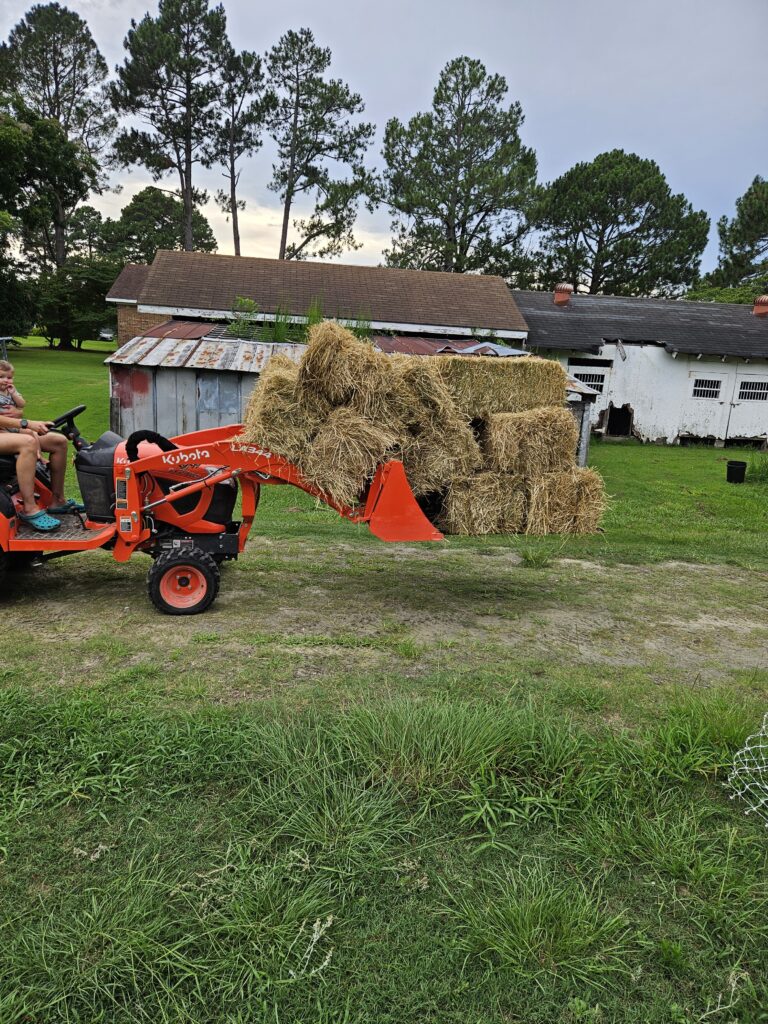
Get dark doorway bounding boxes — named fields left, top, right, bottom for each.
left=606, top=403, right=633, bottom=436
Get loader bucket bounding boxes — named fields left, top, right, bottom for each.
left=365, top=461, right=444, bottom=543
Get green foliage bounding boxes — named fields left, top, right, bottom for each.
left=536, top=149, right=710, bottom=295
left=266, top=28, right=375, bottom=261
left=685, top=280, right=766, bottom=304
left=35, top=256, right=119, bottom=348
left=747, top=449, right=768, bottom=484
left=102, top=186, right=217, bottom=265
left=711, top=176, right=768, bottom=287
left=381, top=56, right=538, bottom=278
left=111, top=0, right=228, bottom=251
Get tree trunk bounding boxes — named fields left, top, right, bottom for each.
left=278, top=82, right=301, bottom=260
left=183, top=66, right=194, bottom=251
left=230, top=147, right=240, bottom=257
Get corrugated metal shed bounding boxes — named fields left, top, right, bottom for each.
left=106, top=321, right=304, bottom=437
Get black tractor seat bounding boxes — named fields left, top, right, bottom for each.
left=0, top=454, right=17, bottom=485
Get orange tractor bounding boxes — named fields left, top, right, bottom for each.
left=0, top=406, right=443, bottom=614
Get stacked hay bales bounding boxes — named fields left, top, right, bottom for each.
left=240, top=321, right=605, bottom=534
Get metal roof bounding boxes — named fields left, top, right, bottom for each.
left=105, top=320, right=596, bottom=399
left=373, top=335, right=527, bottom=357
left=105, top=322, right=304, bottom=373
left=513, top=290, right=768, bottom=360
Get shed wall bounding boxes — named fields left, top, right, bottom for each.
left=109, top=365, right=254, bottom=436
left=545, top=345, right=768, bottom=444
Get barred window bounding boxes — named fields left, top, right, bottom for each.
left=573, top=371, right=605, bottom=394
left=692, top=378, right=721, bottom=399
left=738, top=380, right=768, bottom=401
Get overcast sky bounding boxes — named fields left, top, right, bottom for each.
left=1, top=0, right=766, bottom=271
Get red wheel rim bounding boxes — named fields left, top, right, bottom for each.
left=158, top=564, right=208, bottom=609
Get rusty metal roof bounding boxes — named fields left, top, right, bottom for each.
left=105, top=321, right=304, bottom=373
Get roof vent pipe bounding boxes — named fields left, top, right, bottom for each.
left=554, top=283, right=574, bottom=306
left=753, top=295, right=768, bottom=317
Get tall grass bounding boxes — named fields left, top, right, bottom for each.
left=1, top=689, right=767, bottom=1021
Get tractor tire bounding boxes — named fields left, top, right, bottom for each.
left=147, top=546, right=220, bottom=616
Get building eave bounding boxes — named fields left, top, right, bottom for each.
left=136, top=304, right=528, bottom=341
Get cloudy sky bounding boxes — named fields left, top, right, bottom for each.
left=0, top=0, right=766, bottom=271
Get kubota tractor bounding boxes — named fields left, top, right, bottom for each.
left=0, top=406, right=442, bottom=614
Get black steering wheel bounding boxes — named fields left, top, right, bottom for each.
left=50, top=405, right=87, bottom=429
left=49, top=405, right=87, bottom=450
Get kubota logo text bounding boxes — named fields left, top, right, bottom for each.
left=161, top=448, right=211, bottom=465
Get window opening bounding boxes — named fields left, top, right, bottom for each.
left=692, top=379, right=721, bottom=399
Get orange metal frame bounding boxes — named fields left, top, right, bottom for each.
left=2, top=424, right=443, bottom=562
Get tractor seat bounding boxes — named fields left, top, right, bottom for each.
left=0, top=454, right=16, bottom=484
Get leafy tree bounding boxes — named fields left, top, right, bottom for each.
left=67, top=205, right=104, bottom=260
left=711, top=176, right=768, bottom=287
left=36, top=256, right=119, bottom=349
left=0, top=4, right=114, bottom=271
left=102, top=186, right=217, bottom=265
left=0, top=3, right=115, bottom=155
left=536, top=150, right=709, bottom=295
left=265, top=28, right=374, bottom=260
left=15, top=107, right=99, bottom=273
left=204, top=43, right=268, bottom=256
left=111, top=0, right=227, bottom=251
left=380, top=56, right=537, bottom=276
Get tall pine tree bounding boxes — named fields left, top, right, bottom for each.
left=266, top=28, right=374, bottom=260
left=111, top=0, right=227, bottom=251
left=380, top=56, right=538, bottom=277
left=536, top=150, right=710, bottom=295
left=204, top=43, right=268, bottom=256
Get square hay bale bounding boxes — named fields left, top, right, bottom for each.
left=298, top=321, right=399, bottom=424
left=525, top=467, right=606, bottom=535
left=401, top=415, right=482, bottom=496
left=437, top=472, right=527, bottom=536
left=436, top=355, right=567, bottom=418
left=240, top=354, right=329, bottom=459
left=481, top=406, right=578, bottom=476
left=301, top=407, right=400, bottom=507
left=391, top=354, right=459, bottom=423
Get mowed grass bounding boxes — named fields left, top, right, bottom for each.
left=2, top=344, right=768, bottom=1021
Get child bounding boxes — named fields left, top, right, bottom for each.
left=0, top=359, right=84, bottom=530
left=0, top=360, right=25, bottom=422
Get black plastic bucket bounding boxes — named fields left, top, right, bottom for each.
left=726, top=460, right=747, bottom=484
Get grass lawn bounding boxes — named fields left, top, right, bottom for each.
left=2, top=347, right=768, bottom=1022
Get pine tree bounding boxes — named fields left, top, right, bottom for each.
left=266, top=28, right=374, bottom=260
left=111, top=0, right=227, bottom=251
left=380, top=56, right=538, bottom=277
left=536, top=150, right=710, bottom=295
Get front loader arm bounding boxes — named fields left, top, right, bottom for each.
left=112, top=428, right=443, bottom=558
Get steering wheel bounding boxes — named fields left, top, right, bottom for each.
left=50, top=405, right=87, bottom=429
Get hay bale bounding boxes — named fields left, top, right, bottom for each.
left=301, top=407, right=400, bottom=507
left=298, top=321, right=398, bottom=423
left=240, top=354, right=329, bottom=459
left=391, top=355, right=458, bottom=422
left=481, top=406, right=578, bottom=476
left=525, top=467, right=606, bottom=535
left=437, top=472, right=527, bottom=536
left=401, top=415, right=482, bottom=496
left=436, top=355, right=567, bottom=418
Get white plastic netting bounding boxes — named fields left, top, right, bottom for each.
left=728, top=713, right=768, bottom=825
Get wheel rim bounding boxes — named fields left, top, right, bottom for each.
left=158, top=564, right=208, bottom=609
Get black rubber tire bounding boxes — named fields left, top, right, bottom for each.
left=146, top=546, right=220, bottom=616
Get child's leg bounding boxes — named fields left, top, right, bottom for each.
left=38, top=432, right=68, bottom=504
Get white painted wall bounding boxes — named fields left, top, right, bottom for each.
left=548, top=343, right=768, bottom=444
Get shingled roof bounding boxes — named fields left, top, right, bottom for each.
left=513, top=290, right=768, bottom=360
left=106, top=263, right=150, bottom=304
left=114, top=250, right=527, bottom=337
